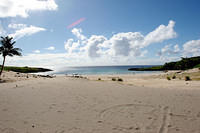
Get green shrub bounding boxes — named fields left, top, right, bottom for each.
left=185, top=76, right=191, bottom=81
left=112, top=78, right=116, bottom=81
left=172, top=75, right=176, bottom=79
left=167, top=76, right=171, bottom=80
left=118, top=78, right=123, bottom=82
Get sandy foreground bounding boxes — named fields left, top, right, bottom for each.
left=0, top=70, right=200, bottom=133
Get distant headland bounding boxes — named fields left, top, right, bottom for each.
left=128, top=56, right=200, bottom=71
left=1, top=66, right=52, bottom=73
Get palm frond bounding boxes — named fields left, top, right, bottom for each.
left=0, top=36, right=22, bottom=57
left=11, top=41, right=16, bottom=45
left=9, top=49, right=22, bottom=56
left=13, top=48, right=22, bottom=52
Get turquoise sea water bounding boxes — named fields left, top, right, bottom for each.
left=51, top=65, right=161, bottom=75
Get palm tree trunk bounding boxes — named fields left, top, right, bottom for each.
left=0, top=56, right=6, bottom=76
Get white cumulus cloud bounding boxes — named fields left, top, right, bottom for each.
left=46, top=46, right=55, bottom=50
left=183, top=39, right=200, bottom=56
left=174, top=44, right=180, bottom=53
left=64, top=39, right=82, bottom=54
left=144, top=20, right=177, bottom=46
left=109, top=32, right=144, bottom=56
left=157, top=44, right=180, bottom=57
left=71, top=28, right=87, bottom=41
left=65, top=20, right=177, bottom=58
left=87, top=35, right=107, bottom=58
left=33, top=50, right=40, bottom=54
left=9, top=24, right=46, bottom=40
left=0, top=0, right=58, bottom=18
left=157, top=39, right=200, bottom=60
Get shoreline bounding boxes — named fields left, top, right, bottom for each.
left=84, top=69, right=200, bottom=90
left=1, top=68, right=199, bottom=89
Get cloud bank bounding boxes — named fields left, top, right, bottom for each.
left=0, top=0, right=58, bottom=18
left=158, top=44, right=180, bottom=56
left=158, top=39, right=200, bottom=60
left=65, top=20, right=177, bottom=58
left=4, top=20, right=200, bottom=69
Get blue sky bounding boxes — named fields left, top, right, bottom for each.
left=0, top=0, right=200, bottom=69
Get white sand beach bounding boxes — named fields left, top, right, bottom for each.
left=0, top=70, right=200, bottom=133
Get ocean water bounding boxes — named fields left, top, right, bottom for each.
left=50, top=65, right=161, bottom=75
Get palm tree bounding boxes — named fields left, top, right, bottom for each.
left=0, top=36, right=22, bottom=76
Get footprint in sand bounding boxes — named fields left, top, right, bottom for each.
left=2, top=108, right=8, bottom=111
left=99, top=104, right=200, bottom=133
left=67, top=127, right=84, bottom=133
left=98, top=104, right=171, bottom=133
left=197, top=112, right=200, bottom=118
left=1, top=128, right=18, bottom=133
left=55, top=130, right=65, bottom=133
left=158, top=106, right=171, bottom=133
left=169, top=111, right=200, bottom=132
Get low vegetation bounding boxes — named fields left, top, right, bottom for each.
left=172, top=75, right=176, bottom=79
left=185, top=76, right=191, bottom=81
left=167, top=76, right=171, bottom=80
left=128, top=65, right=163, bottom=71
left=112, top=78, right=116, bottom=81
left=112, top=77, right=123, bottom=82
left=2, top=66, right=52, bottom=73
left=158, top=71, right=200, bottom=81
left=128, top=56, right=200, bottom=71
left=117, top=78, right=123, bottom=82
